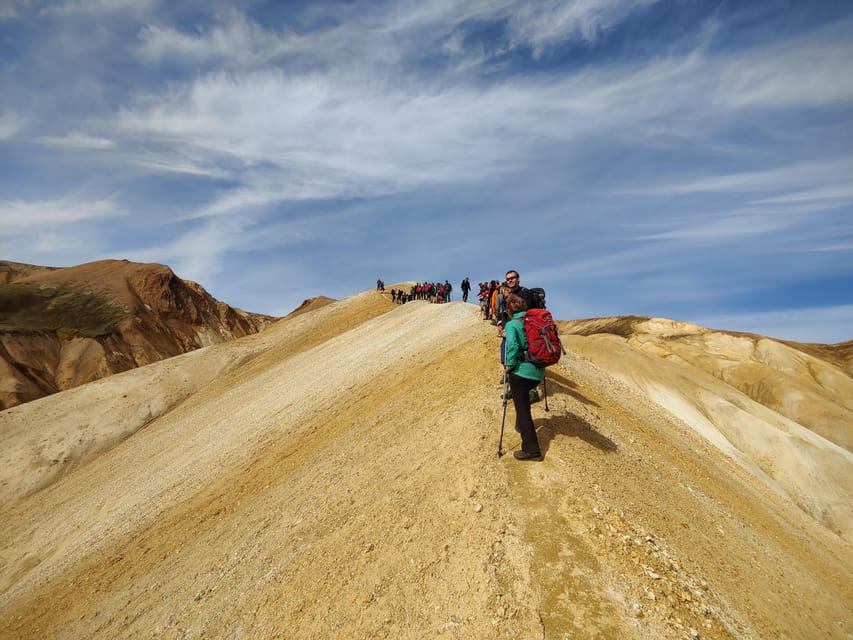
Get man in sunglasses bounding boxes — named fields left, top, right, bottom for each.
left=501, top=270, right=534, bottom=326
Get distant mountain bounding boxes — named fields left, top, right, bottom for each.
left=559, top=315, right=853, bottom=452
left=0, top=259, right=277, bottom=409
left=1, top=289, right=850, bottom=639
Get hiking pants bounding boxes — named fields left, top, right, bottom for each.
left=508, top=373, right=541, bottom=455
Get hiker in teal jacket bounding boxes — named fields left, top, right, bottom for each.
left=503, top=293, right=545, bottom=460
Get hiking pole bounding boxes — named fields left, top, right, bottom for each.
left=498, top=375, right=509, bottom=457
left=543, top=373, right=549, bottom=412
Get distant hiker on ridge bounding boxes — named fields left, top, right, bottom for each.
left=461, top=277, right=471, bottom=302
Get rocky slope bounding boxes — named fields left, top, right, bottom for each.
left=0, top=259, right=276, bottom=410
left=0, top=290, right=850, bottom=639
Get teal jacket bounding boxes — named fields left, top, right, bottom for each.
left=505, top=311, right=545, bottom=382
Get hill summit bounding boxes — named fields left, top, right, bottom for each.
left=0, top=287, right=851, bottom=639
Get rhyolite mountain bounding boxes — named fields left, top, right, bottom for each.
left=0, top=259, right=276, bottom=410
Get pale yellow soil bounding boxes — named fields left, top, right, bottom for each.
left=0, top=291, right=850, bottom=639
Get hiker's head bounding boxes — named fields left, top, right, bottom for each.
left=505, top=270, right=520, bottom=287
left=506, top=293, right=528, bottom=315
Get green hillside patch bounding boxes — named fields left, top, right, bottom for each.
left=0, top=283, right=128, bottom=338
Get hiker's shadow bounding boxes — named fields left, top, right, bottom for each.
left=536, top=369, right=616, bottom=454
left=536, top=411, right=617, bottom=455
left=544, top=370, right=599, bottom=408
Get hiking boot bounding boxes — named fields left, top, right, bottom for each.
left=513, top=450, right=543, bottom=461
left=529, top=388, right=540, bottom=403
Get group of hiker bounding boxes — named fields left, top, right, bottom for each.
left=376, top=271, right=562, bottom=463
left=388, top=280, right=457, bottom=304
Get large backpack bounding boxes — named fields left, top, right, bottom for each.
left=522, top=308, right=565, bottom=367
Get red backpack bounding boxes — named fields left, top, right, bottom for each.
left=522, top=308, right=565, bottom=367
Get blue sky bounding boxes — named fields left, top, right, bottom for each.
left=1, top=0, right=852, bottom=343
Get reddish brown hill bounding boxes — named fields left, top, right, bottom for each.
left=0, top=259, right=277, bottom=410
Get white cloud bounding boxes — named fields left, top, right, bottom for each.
left=37, top=132, right=115, bottom=149
left=127, top=156, right=229, bottom=178
left=122, top=216, right=252, bottom=283
left=507, top=0, right=659, bottom=54
left=113, top=17, right=853, bottom=229
left=111, top=5, right=853, bottom=224
left=625, top=158, right=853, bottom=198
left=0, top=198, right=125, bottom=232
left=136, top=12, right=295, bottom=66
left=713, top=24, right=853, bottom=109
left=754, top=184, right=853, bottom=205
left=115, top=70, right=526, bottom=205
left=640, top=211, right=793, bottom=243
left=40, top=0, right=157, bottom=16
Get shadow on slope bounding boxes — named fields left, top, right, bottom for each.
left=533, top=371, right=618, bottom=455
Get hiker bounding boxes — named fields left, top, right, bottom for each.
left=461, top=277, right=471, bottom=302
left=500, top=270, right=534, bottom=326
left=478, top=284, right=488, bottom=318
left=503, top=293, right=545, bottom=461
left=444, top=280, right=452, bottom=302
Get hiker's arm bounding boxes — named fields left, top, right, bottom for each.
left=504, top=323, right=521, bottom=370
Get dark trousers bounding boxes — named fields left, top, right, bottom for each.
left=509, top=373, right=541, bottom=454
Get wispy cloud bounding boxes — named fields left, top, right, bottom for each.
left=37, top=132, right=115, bottom=149
left=40, top=0, right=157, bottom=17
left=713, top=23, right=853, bottom=109
left=136, top=12, right=295, bottom=67
left=626, top=159, right=853, bottom=197
left=0, top=197, right=125, bottom=232
left=122, top=215, right=255, bottom=284
left=507, top=0, right=660, bottom=53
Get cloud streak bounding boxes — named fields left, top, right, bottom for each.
left=0, top=198, right=124, bottom=232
